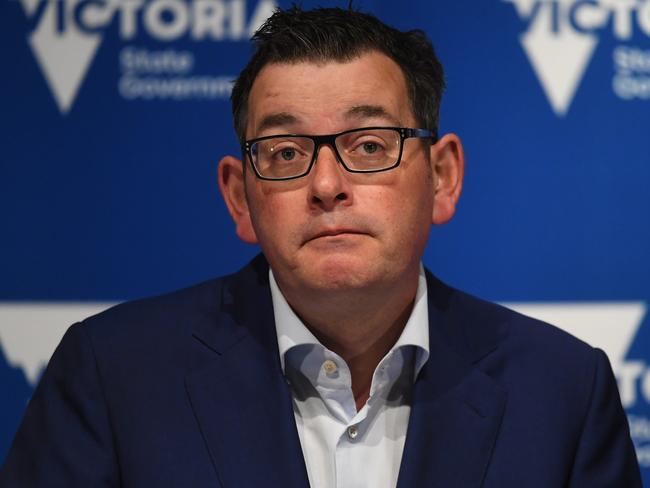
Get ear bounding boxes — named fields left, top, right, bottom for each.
left=217, top=155, right=258, bottom=244
left=430, top=133, right=465, bottom=225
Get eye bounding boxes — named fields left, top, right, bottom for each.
left=361, top=142, right=380, bottom=154
left=268, top=140, right=309, bottom=163
left=279, top=148, right=296, bottom=160
left=350, top=137, right=386, bottom=156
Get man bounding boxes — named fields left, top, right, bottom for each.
left=0, top=6, right=641, bottom=488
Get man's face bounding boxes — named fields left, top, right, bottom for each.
left=225, top=51, right=450, bottom=298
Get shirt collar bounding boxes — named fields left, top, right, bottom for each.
left=271, top=265, right=430, bottom=377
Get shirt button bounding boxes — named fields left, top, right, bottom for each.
left=323, top=359, right=338, bottom=375
left=347, top=425, right=359, bottom=440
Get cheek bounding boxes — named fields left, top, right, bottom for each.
left=370, top=172, right=433, bottom=221
left=379, top=183, right=433, bottom=246
left=248, top=191, right=301, bottom=249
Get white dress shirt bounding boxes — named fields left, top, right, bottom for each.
left=271, top=267, right=430, bottom=488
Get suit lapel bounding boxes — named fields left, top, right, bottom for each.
left=397, top=273, right=508, bottom=488
left=184, top=258, right=507, bottom=487
left=185, top=256, right=310, bottom=488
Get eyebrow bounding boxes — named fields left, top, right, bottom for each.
left=345, top=105, right=402, bottom=126
left=254, top=105, right=402, bottom=136
left=256, top=112, right=300, bottom=135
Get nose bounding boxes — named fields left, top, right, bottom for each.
left=308, top=144, right=351, bottom=210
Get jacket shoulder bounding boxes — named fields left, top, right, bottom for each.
left=74, top=255, right=271, bottom=364
left=426, top=270, right=595, bottom=364
left=80, top=276, right=227, bottom=340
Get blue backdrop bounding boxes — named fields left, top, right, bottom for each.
left=2, top=0, right=649, bottom=482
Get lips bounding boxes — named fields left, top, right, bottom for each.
left=305, top=227, right=368, bottom=244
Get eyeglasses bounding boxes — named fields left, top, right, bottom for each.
left=243, top=126, right=437, bottom=181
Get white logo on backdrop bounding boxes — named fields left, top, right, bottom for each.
left=1, top=301, right=649, bottom=461
left=505, top=0, right=650, bottom=116
left=20, top=0, right=277, bottom=114
left=0, top=303, right=113, bottom=384
left=509, top=302, right=650, bottom=465
left=0, top=301, right=645, bottom=386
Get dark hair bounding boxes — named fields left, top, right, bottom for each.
left=230, top=6, right=445, bottom=144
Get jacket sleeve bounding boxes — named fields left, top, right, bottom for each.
left=568, top=348, right=642, bottom=487
left=0, top=322, right=119, bottom=487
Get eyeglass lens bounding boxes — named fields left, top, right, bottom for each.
left=250, top=128, right=401, bottom=179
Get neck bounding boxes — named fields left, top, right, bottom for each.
left=278, top=271, right=419, bottom=410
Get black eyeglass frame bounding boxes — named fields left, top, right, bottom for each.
left=242, top=126, right=438, bottom=181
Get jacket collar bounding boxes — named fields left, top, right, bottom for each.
left=397, top=271, right=508, bottom=487
left=185, top=254, right=310, bottom=488
left=187, top=256, right=507, bottom=487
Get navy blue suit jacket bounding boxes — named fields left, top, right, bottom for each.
left=1, top=255, right=641, bottom=487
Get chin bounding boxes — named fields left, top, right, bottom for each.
left=298, top=254, right=383, bottom=291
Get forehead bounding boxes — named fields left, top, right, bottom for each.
left=246, top=51, right=414, bottom=137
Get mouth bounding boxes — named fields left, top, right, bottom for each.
left=306, top=228, right=368, bottom=243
